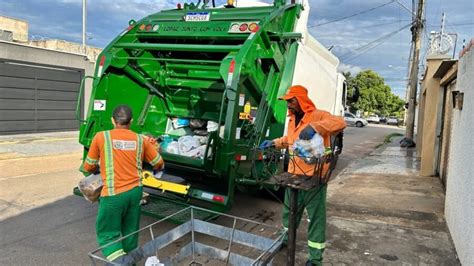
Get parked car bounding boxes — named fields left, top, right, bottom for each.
left=344, top=112, right=368, bottom=127
left=380, top=116, right=387, bottom=123
left=387, top=117, right=399, bottom=126
left=366, top=115, right=380, bottom=124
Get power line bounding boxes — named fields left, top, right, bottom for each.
left=309, top=0, right=396, bottom=28
left=340, top=22, right=412, bottom=62
left=449, top=22, right=474, bottom=26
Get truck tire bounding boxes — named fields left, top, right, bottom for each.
left=356, top=121, right=363, bottom=127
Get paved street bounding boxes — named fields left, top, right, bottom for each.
left=0, top=124, right=406, bottom=265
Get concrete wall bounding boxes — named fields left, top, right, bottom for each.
left=445, top=41, right=474, bottom=266
left=0, top=41, right=96, bottom=117
left=418, top=55, right=449, bottom=176
left=0, top=16, right=28, bottom=43
left=30, top=39, right=102, bottom=62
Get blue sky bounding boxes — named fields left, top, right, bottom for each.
left=1, top=0, right=473, bottom=98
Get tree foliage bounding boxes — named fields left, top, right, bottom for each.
left=344, top=70, right=405, bottom=118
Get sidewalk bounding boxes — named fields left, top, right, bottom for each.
left=0, top=131, right=81, bottom=160
left=324, top=137, right=459, bottom=264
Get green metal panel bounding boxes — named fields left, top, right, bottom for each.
left=78, top=2, right=302, bottom=212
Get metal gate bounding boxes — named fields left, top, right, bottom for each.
left=0, top=60, right=83, bottom=134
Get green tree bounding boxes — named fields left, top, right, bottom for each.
left=347, top=70, right=405, bottom=117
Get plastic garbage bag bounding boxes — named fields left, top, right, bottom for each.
left=207, top=121, right=219, bottom=132
left=193, top=135, right=208, bottom=145
left=166, top=141, right=180, bottom=155
left=190, top=119, right=207, bottom=129
left=178, top=136, right=200, bottom=153
left=159, top=135, right=173, bottom=151
left=145, top=256, right=164, bottom=266
left=292, top=133, right=325, bottom=164
left=185, top=145, right=207, bottom=158
left=78, top=174, right=103, bottom=203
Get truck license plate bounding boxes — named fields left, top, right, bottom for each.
left=185, top=12, right=210, bottom=22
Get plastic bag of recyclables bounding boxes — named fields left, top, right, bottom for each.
left=78, top=173, right=103, bottom=203
left=292, top=133, right=325, bottom=164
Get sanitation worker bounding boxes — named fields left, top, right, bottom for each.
left=81, top=104, right=164, bottom=264
left=259, top=85, right=346, bottom=266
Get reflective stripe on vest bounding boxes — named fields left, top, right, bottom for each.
left=136, top=134, right=143, bottom=186
left=308, top=240, right=326, bottom=250
left=85, top=156, right=99, bottom=165
left=149, top=154, right=161, bottom=167
left=103, top=131, right=115, bottom=196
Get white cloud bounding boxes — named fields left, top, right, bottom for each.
left=338, top=63, right=363, bottom=75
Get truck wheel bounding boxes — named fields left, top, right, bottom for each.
left=356, top=121, right=363, bottom=127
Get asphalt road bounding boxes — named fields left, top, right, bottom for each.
left=0, top=124, right=404, bottom=265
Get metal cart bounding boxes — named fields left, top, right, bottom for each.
left=88, top=206, right=286, bottom=265
left=264, top=148, right=338, bottom=266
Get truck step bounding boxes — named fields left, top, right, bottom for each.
left=141, top=194, right=218, bottom=223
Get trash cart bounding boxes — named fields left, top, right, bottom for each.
left=88, top=206, right=286, bottom=265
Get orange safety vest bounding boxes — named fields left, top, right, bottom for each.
left=83, top=129, right=163, bottom=196
left=274, top=95, right=345, bottom=177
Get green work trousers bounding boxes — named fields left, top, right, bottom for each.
left=282, top=184, right=327, bottom=265
left=96, top=186, right=143, bottom=261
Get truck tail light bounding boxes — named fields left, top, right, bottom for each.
left=235, top=154, right=247, bottom=161
left=239, top=23, right=248, bottom=32
left=212, top=195, right=225, bottom=202
left=99, top=55, right=106, bottom=66
left=229, top=59, right=235, bottom=73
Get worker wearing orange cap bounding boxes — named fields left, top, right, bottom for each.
left=259, top=85, right=346, bottom=266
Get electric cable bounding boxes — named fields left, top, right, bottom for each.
left=309, top=0, right=396, bottom=28
left=340, top=22, right=413, bottom=62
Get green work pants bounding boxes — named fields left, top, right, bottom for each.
left=96, top=186, right=143, bottom=261
left=282, top=184, right=327, bottom=265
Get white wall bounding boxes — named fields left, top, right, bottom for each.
left=444, top=45, right=474, bottom=266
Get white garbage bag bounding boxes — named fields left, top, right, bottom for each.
left=207, top=121, right=219, bottom=132
left=178, top=136, right=200, bottom=153
left=166, top=141, right=180, bottom=155
left=145, top=256, right=164, bottom=266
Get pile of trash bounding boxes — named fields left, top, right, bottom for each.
left=160, top=118, right=219, bottom=159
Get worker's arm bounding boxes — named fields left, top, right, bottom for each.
left=273, top=135, right=289, bottom=149
left=143, top=137, right=164, bottom=171
left=309, top=112, right=346, bottom=137
left=80, top=133, right=101, bottom=175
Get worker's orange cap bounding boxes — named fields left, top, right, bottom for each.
left=279, top=85, right=308, bottom=100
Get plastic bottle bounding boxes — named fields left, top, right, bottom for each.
left=294, top=144, right=315, bottom=164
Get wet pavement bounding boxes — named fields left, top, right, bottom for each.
left=324, top=137, right=459, bottom=265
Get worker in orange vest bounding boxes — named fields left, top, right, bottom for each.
left=81, top=105, right=164, bottom=264
left=260, top=85, right=346, bottom=265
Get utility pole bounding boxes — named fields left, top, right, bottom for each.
left=82, top=0, right=87, bottom=55
left=404, top=0, right=424, bottom=145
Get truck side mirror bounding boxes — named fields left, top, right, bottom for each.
left=351, top=86, right=360, bottom=102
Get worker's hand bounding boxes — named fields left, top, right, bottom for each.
left=259, top=140, right=274, bottom=150
left=299, top=126, right=316, bottom=140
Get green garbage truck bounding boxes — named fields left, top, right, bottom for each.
left=75, top=0, right=348, bottom=217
